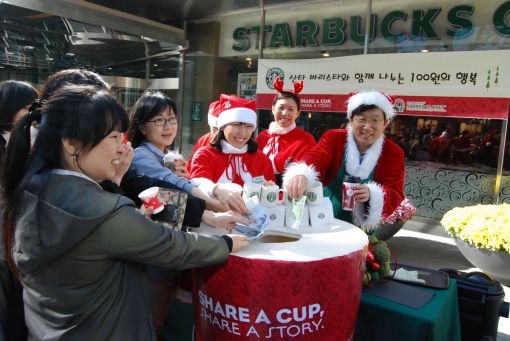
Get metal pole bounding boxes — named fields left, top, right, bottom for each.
left=258, top=0, right=265, bottom=60
left=495, top=118, right=508, bottom=204
left=177, top=50, right=185, bottom=153
left=364, top=0, right=373, bottom=55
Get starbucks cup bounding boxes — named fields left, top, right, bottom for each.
left=342, top=176, right=360, bottom=211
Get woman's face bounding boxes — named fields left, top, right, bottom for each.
left=349, top=108, right=388, bottom=153
left=272, top=98, right=299, bottom=128
left=139, top=106, right=177, bottom=152
left=223, top=122, right=255, bottom=148
left=75, top=130, right=124, bottom=181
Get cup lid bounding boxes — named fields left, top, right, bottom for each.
left=344, top=175, right=361, bottom=183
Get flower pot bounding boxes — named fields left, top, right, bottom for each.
left=454, top=237, right=510, bottom=286
left=374, top=221, right=405, bottom=241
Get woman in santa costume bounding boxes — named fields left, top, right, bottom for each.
left=284, top=91, right=405, bottom=228
left=256, top=76, right=316, bottom=187
left=190, top=94, right=276, bottom=187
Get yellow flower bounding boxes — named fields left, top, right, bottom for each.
left=441, top=204, right=510, bottom=253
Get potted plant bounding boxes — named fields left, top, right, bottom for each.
left=375, top=198, right=416, bottom=241
left=441, top=203, right=510, bottom=285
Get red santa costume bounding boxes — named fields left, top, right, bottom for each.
left=283, top=91, right=405, bottom=228
left=190, top=94, right=276, bottom=187
left=257, top=123, right=316, bottom=175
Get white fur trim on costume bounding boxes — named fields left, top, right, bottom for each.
left=345, top=126, right=385, bottom=179
left=282, top=161, right=319, bottom=188
left=208, top=114, right=218, bottom=128
left=190, top=177, right=215, bottom=190
left=352, top=182, right=385, bottom=228
left=347, top=91, right=395, bottom=120
left=217, top=107, right=257, bottom=128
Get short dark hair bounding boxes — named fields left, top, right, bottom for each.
left=272, top=91, right=301, bottom=111
left=209, top=129, right=258, bottom=153
left=40, top=69, right=109, bottom=101
left=0, top=80, right=38, bottom=133
left=351, top=104, right=387, bottom=120
left=128, top=91, right=178, bottom=148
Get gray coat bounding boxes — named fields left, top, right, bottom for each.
left=14, top=172, right=229, bottom=341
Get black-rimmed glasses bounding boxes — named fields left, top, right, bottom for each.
left=145, top=117, right=178, bottom=126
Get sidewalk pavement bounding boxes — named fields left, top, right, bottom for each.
left=385, top=216, right=509, bottom=340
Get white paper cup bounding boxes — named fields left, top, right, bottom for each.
left=243, top=183, right=262, bottom=199
left=261, top=185, right=285, bottom=207
left=138, top=186, right=165, bottom=214
left=307, top=183, right=323, bottom=205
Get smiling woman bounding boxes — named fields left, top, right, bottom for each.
left=189, top=94, right=276, bottom=187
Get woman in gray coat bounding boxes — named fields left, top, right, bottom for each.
left=1, top=85, right=248, bottom=341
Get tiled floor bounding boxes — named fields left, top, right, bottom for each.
left=387, top=216, right=510, bottom=340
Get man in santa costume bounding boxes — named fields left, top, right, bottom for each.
left=190, top=94, right=276, bottom=187
left=284, top=91, right=405, bottom=228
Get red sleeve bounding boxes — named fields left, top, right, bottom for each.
left=256, top=130, right=270, bottom=151
left=375, top=140, right=406, bottom=218
left=189, top=147, right=218, bottom=182
left=301, top=129, right=345, bottom=186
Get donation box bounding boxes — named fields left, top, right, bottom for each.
left=193, top=221, right=368, bottom=340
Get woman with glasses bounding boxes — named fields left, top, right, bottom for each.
left=284, top=91, right=405, bottom=228
left=128, top=91, right=249, bottom=216
left=256, top=77, right=316, bottom=187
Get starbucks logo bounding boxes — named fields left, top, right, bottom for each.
left=307, top=192, right=317, bottom=201
left=267, top=192, right=277, bottom=202
left=394, top=98, right=405, bottom=113
left=270, top=214, right=277, bottom=221
left=318, top=213, right=325, bottom=219
left=266, top=68, right=284, bottom=89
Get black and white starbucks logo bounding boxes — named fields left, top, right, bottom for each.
left=307, top=192, right=317, bottom=201
left=266, top=68, right=284, bottom=90
left=267, top=192, right=277, bottom=202
left=394, top=98, right=405, bottom=113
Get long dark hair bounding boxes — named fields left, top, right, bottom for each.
left=0, top=80, right=38, bottom=134
left=209, top=129, right=258, bottom=153
left=1, top=85, right=128, bottom=274
left=127, top=91, right=178, bottom=148
left=272, top=91, right=301, bottom=111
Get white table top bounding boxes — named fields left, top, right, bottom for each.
left=194, top=219, right=368, bottom=262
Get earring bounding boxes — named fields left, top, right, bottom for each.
left=71, top=153, right=77, bottom=162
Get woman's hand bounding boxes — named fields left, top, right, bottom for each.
left=214, top=184, right=250, bottom=215
left=139, top=204, right=154, bottom=217
left=228, top=234, right=250, bottom=253
left=174, top=158, right=190, bottom=178
left=263, top=179, right=276, bottom=186
left=284, top=175, right=308, bottom=199
left=113, top=142, right=134, bottom=185
left=211, top=211, right=254, bottom=230
left=353, top=184, right=370, bottom=203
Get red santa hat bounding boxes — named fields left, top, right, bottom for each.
left=207, top=100, right=220, bottom=128
left=216, top=94, right=257, bottom=128
left=347, top=91, right=395, bottom=120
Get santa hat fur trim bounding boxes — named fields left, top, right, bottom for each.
left=207, top=100, right=220, bottom=128
left=347, top=91, right=395, bottom=120
left=283, top=161, right=319, bottom=188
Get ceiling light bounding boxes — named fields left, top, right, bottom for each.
left=321, top=51, right=330, bottom=57
left=245, top=57, right=252, bottom=61
left=65, top=52, right=75, bottom=57
left=153, top=63, right=158, bottom=67
left=23, top=45, right=34, bottom=50
left=421, top=49, right=429, bottom=53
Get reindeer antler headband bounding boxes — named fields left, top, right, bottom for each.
left=273, top=76, right=304, bottom=100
